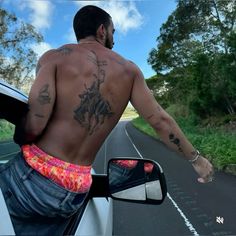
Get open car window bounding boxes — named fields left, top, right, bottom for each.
left=0, top=81, right=28, bottom=125
left=0, top=80, right=28, bottom=104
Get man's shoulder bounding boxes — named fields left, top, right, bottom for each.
left=55, top=44, right=78, bottom=54
left=108, top=50, right=137, bottom=70
left=39, top=44, right=77, bottom=63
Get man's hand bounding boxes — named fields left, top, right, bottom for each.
left=192, top=156, right=214, bottom=183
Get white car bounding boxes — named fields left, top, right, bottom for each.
left=0, top=80, right=167, bottom=235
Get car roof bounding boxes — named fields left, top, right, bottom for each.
left=0, top=80, right=28, bottom=104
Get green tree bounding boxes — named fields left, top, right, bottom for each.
left=0, top=8, right=43, bottom=89
left=148, top=0, right=236, bottom=117
left=148, top=0, right=236, bottom=72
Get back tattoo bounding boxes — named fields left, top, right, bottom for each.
left=74, top=52, right=113, bottom=135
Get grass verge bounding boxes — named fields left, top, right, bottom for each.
left=132, top=116, right=236, bottom=172
left=121, top=106, right=138, bottom=120
left=0, top=120, right=14, bottom=141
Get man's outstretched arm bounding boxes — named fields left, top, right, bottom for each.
left=130, top=65, right=214, bottom=183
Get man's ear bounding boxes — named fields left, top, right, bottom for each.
left=97, top=24, right=106, bottom=39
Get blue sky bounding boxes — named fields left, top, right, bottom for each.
left=2, top=0, right=177, bottom=79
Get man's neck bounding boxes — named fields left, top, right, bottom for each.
left=79, top=37, right=104, bottom=47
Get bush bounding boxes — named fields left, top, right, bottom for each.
left=0, top=120, right=14, bottom=141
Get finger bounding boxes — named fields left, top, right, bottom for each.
left=198, top=176, right=213, bottom=183
left=197, top=177, right=206, bottom=183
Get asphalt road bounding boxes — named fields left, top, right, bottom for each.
left=1, top=121, right=236, bottom=235
left=94, top=121, right=236, bottom=236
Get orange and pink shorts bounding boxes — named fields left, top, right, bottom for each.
left=22, top=144, right=92, bottom=193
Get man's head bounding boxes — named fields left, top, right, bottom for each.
left=73, top=5, right=115, bottom=49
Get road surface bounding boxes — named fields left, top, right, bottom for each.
left=1, top=121, right=235, bottom=235
left=94, top=121, right=236, bottom=236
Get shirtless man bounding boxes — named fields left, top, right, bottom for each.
left=0, top=5, right=213, bottom=235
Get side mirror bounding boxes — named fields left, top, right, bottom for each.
left=108, top=158, right=167, bottom=204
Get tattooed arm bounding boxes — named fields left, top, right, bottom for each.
left=130, top=64, right=214, bottom=183
left=15, top=51, right=57, bottom=144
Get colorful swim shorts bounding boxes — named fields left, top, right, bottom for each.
left=112, top=160, right=138, bottom=169
left=22, top=144, right=92, bottom=193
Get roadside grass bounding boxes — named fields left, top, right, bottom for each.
left=121, top=106, right=138, bottom=120
left=132, top=116, right=236, bottom=171
left=0, top=120, right=14, bottom=141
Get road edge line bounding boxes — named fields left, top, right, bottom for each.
left=124, top=125, right=199, bottom=236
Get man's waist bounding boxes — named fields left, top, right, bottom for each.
left=21, top=144, right=92, bottom=193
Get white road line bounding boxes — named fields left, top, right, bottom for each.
left=125, top=129, right=143, bottom=158
left=167, top=193, right=199, bottom=236
left=125, top=127, right=199, bottom=236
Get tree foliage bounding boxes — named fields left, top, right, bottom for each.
left=148, top=0, right=236, bottom=117
left=0, top=8, right=43, bottom=89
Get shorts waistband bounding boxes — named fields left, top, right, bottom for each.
left=22, top=144, right=92, bottom=193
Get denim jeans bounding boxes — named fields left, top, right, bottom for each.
left=109, top=162, right=146, bottom=193
left=0, top=152, right=89, bottom=235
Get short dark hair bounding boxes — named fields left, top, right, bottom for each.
left=73, top=5, right=111, bottom=42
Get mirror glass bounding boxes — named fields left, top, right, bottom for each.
left=108, top=158, right=165, bottom=203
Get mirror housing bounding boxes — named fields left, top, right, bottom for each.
left=108, top=158, right=167, bottom=205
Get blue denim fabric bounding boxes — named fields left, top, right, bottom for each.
left=0, top=152, right=89, bottom=235
left=109, top=162, right=146, bottom=193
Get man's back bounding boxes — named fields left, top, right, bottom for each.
left=35, top=43, right=135, bottom=165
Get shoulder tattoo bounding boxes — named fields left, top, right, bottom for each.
left=56, top=47, right=73, bottom=56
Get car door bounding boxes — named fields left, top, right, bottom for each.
left=0, top=80, right=113, bottom=236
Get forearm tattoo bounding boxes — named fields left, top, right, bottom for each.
left=147, top=106, right=161, bottom=120
left=74, top=51, right=113, bottom=135
left=169, top=133, right=183, bottom=152
left=37, top=84, right=51, bottom=105
left=34, top=114, right=45, bottom=118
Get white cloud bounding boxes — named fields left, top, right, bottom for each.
left=65, top=28, right=77, bottom=43
left=74, top=1, right=143, bottom=34
left=27, top=1, right=54, bottom=30
left=10, top=0, right=53, bottom=30
left=31, top=42, right=53, bottom=59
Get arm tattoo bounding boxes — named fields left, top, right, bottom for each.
left=56, top=47, right=72, bottom=56
left=34, top=114, right=45, bottom=118
left=74, top=52, right=113, bottom=135
left=37, top=84, right=51, bottom=105
left=36, top=62, right=41, bottom=76
left=157, top=105, right=161, bottom=112
left=147, top=106, right=161, bottom=120
left=147, top=114, right=154, bottom=120
left=169, top=133, right=183, bottom=152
